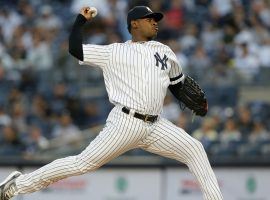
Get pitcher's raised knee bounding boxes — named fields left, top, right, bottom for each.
left=188, top=138, right=207, bottom=157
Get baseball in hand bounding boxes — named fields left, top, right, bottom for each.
left=90, top=7, right=98, bottom=18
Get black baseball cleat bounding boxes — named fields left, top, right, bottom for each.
left=0, top=171, right=22, bottom=200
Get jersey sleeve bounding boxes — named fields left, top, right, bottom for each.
left=79, top=44, right=112, bottom=68
left=168, top=48, right=185, bottom=85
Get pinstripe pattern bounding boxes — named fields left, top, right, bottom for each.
left=16, top=106, right=145, bottom=194
left=13, top=40, right=223, bottom=199
left=15, top=107, right=223, bottom=199
left=80, top=41, right=184, bottom=115
left=139, top=118, right=223, bottom=199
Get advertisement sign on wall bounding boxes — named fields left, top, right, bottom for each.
left=165, top=168, right=270, bottom=200
left=1, top=167, right=270, bottom=200
left=165, top=168, right=204, bottom=200
left=23, top=168, right=162, bottom=200
left=215, top=168, right=270, bottom=200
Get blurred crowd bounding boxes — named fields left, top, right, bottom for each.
left=162, top=94, right=270, bottom=157
left=0, top=0, right=270, bottom=158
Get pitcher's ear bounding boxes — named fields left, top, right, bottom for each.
left=131, top=20, right=138, bottom=30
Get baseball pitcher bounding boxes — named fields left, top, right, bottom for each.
left=0, top=6, right=223, bottom=200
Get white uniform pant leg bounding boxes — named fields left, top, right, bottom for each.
left=140, top=118, right=223, bottom=200
left=15, top=106, right=146, bottom=194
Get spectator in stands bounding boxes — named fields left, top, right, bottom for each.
left=36, top=5, right=62, bottom=32
left=0, top=105, right=11, bottom=127
left=251, top=0, right=270, bottom=28
left=17, top=1, right=36, bottom=27
left=233, top=42, right=260, bottom=83
left=0, top=66, right=14, bottom=105
left=194, top=0, right=212, bottom=25
left=27, top=30, right=53, bottom=72
left=18, top=69, right=37, bottom=95
left=10, top=102, right=28, bottom=135
left=24, top=125, right=49, bottom=156
left=163, top=0, right=185, bottom=32
left=8, top=87, right=25, bottom=103
left=66, top=96, right=84, bottom=127
left=161, top=93, right=181, bottom=124
left=201, top=23, right=222, bottom=52
left=248, top=118, right=270, bottom=144
left=54, top=40, right=79, bottom=82
left=236, top=105, right=254, bottom=139
left=189, top=44, right=211, bottom=81
left=0, top=7, right=22, bottom=44
left=176, top=111, right=193, bottom=134
left=219, top=117, right=242, bottom=144
left=251, top=20, right=270, bottom=45
left=80, top=102, right=103, bottom=129
left=51, top=111, right=81, bottom=145
left=107, top=0, right=129, bottom=38
left=203, top=62, right=238, bottom=87
left=48, top=82, right=70, bottom=115
left=6, top=29, right=28, bottom=71
left=179, top=23, right=198, bottom=54
left=27, top=94, right=52, bottom=138
left=0, top=125, right=25, bottom=156
left=210, top=0, right=233, bottom=20
left=222, top=24, right=237, bottom=45
left=192, top=117, right=218, bottom=149
left=258, top=36, right=270, bottom=68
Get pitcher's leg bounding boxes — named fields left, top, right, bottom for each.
left=141, top=118, right=223, bottom=200
left=15, top=108, right=146, bottom=195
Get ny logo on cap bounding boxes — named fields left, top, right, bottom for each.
left=154, top=52, right=168, bottom=70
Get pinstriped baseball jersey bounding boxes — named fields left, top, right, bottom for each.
left=12, top=40, right=223, bottom=200
left=80, top=40, right=184, bottom=115
left=1, top=7, right=222, bottom=200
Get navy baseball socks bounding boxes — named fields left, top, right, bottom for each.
left=0, top=171, right=21, bottom=200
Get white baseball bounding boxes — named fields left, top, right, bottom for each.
left=90, top=7, right=98, bottom=18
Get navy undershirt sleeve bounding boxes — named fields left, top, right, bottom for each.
left=68, top=14, right=87, bottom=61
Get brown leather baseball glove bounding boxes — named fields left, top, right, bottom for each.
left=169, top=75, right=208, bottom=116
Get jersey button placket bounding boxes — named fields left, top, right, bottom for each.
left=142, top=45, right=149, bottom=111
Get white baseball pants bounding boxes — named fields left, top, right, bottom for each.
left=15, top=105, right=223, bottom=199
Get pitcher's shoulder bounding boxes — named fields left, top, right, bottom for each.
left=149, top=41, right=171, bottom=50
left=110, top=42, right=131, bottom=48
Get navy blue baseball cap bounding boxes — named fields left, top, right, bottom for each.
left=127, top=6, right=163, bottom=32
